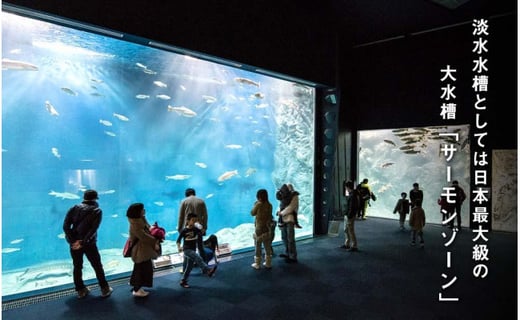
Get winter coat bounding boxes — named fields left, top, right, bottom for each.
left=63, top=200, right=102, bottom=245
left=279, top=194, right=299, bottom=224
left=409, top=206, right=426, bottom=231
left=393, top=198, right=410, bottom=215
left=128, top=216, right=160, bottom=264
left=251, top=200, right=273, bottom=236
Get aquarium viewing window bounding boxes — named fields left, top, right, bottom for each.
left=357, top=125, right=470, bottom=226
left=1, top=6, right=317, bottom=298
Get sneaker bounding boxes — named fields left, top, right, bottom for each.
left=420, top=242, right=425, bottom=248
left=207, top=265, right=218, bottom=277
left=295, top=223, right=302, bottom=229
left=101, top=286, right=113, bottom=298
left=348, top=247, right=358, bottom=252
left=251, top=262, right=261, bottom=270
left=410, top=242, right=416, bottom=246
left=132, top=288, right=149, bottom=297
left=339, top=245, right=351, bottom=250
left=77, top=287, right=90, bottom=299
left=179, top=280, right=190, bottom=288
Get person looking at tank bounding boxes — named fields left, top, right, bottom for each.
left=276, top=183, right=299, bottom=263
left=62, top=189, right=113, bottom=299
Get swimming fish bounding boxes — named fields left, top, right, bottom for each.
left=251, top=92, right=265, bottom=99
left=104, top=131, right=116, bottom=137
left=202, top=95, right=217, bottom=103
left=165, top=174, right=192, bottom=180
left=2, top=58, right=38, bottom=71
left=136, top=62, right=147, bottom=69
left=45, top=101, right=59, bottom=116
left=383, top=139, right=396, bottom=146
left=245, top=168, right=257, bottom=177
left=51, top=147, right=61, bottom=159
left=135, top=94, right=150, bottom=99
left=48, top=190, right=81, bottom=200
left=225, top=144, right=242, bottom=149
left=99, top=189, right=116, bottom=194
left=156, top=94, right=171, bottom=100
left=113, top=113, right=130, bottom=121
left=154, top=201, right=164, bottom=207
left=10, top=239, right=24, bottom=244
left=61, top=87, right=78, bottom=96
left=2, top=248, right=21, bottom=253
left=153, top=80, right=167, bottom=88
left=234, top=77, right=260, bottom=87
left=218, top=169, right=238, bottom=182
left=206, top=194, right=214, bottom=199
left=99, top=119, right=113, bottom=126
left=381, top=162, right=394, bottom=168
left=167, top=105, right=197, bottom=117
left=195, top=162, right=208, bottom=168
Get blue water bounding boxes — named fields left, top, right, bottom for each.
left=358, top=125, right=471, bottom=225
left=1, top=9, right=316, bottom=293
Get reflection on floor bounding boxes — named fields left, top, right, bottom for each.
left=2, top=217, right=516, bottom=320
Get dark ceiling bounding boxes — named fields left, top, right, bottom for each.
left=3, top=0, right=517, bottom=85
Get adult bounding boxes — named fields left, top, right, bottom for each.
left=126, top=203, right=161, bottom=297
left=276, top=183, right=299, bottom=263
left=357, top=178, right=372, bottom=220
left=340, top=180, right=360, bottom=251
left=178, top=188, right=208, bottom=235
left=409, top=182, right=424, bottom=208
left=63, top=189, right=113, bottom=299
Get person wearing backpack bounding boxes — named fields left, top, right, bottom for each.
left=357, top=178, right=372, bottom=220
left=340, top=180, right=360, bottom=251
left=393, top=192, right=410, bottom=230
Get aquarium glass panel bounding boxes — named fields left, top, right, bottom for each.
left=358, top=125, right=470, bottom=225
left=2, top=11, right=316, bottom=297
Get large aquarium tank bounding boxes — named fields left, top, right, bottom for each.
left=1, top=8, right=316, bottom=298
left=358, top=125, right=470, bottom=225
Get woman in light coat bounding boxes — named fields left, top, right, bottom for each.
left=127, top=203, right=160, bottom=297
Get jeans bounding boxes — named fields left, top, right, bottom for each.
left=70, top=242, right=108, bottom=291
left=182, top=249, right=210, bottom=281
left=280, top=222, right=297, bottom=260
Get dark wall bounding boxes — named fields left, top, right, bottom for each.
left=339, top=13, right=517, bottom=150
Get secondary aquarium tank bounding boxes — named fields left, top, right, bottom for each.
left=2, top=9, right=316, bottom=298
left=358, top=125, right=470, bottom=225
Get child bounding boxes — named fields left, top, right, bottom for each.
left=251, top=189, right=274, bottom=269
left=393, top=192, right=410, bottom=230
left=409, top=199, right=426, bottom=247
left=176, top=213, right=217, bottom=288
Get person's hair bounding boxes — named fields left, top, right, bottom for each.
left=413, top=183, right=419, bottom=187
left=185, top=188, right=196, bottom=197
left=256, top=189, right=269, bottom=202
left=126, top=203, right=144, bottom=218
left=362, top=178, right=368, bottom=184
left=187, top=213, right=197, bottom=221
left=345, top=180, right=354, bottom=189
left=286, top=183, right=294, bottom=192
left=452, top=180, right=459, bottom=185
left=401, top=192, right=407, bottom=197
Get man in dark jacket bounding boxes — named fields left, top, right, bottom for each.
left=63, top=189, right=113, bottom=299
left=340, top=180, right=360, bottom=251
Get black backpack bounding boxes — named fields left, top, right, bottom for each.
left=357, top=184, right=370, bottom=201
